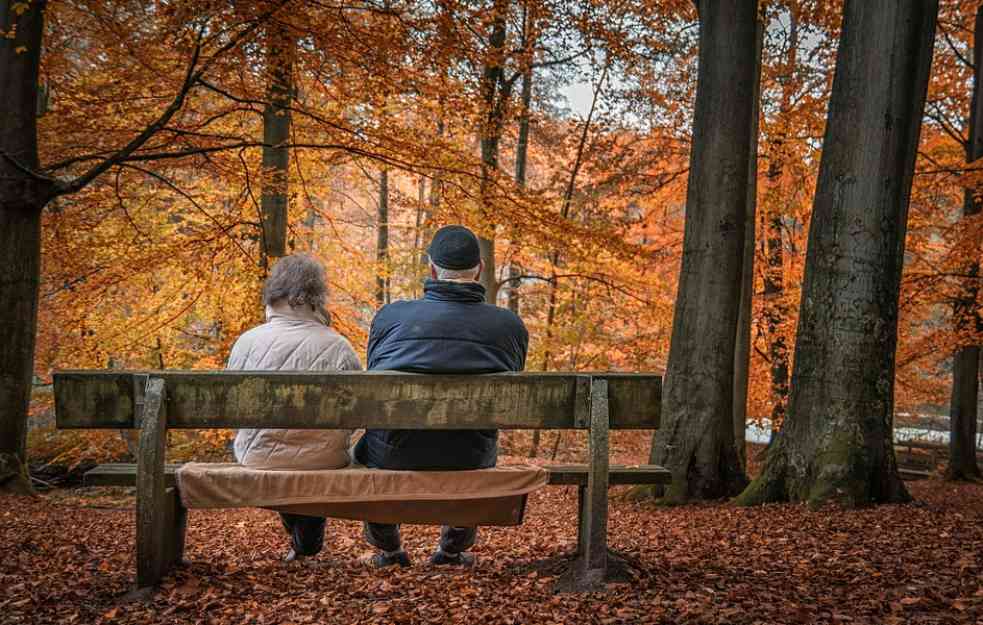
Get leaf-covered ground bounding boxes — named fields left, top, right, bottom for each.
left=2, top=450, right=982, bottom=625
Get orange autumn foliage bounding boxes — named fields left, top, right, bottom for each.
left=23, top=0, right=982, bottom=463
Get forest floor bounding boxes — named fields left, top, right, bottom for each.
left=2, top=436, right=982, bottom=625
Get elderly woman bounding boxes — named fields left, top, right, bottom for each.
left=227, top=254, right=361, bottom=561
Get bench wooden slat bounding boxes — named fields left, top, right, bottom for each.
left=82, top=463, right=671, bottom=489
left=898, top=468, right=932, bottom=480
left=84, top=464, right=179, bottom=488
left=544, top=464, right=671, bottom=485
left=54, top=371, right=660, bottom=431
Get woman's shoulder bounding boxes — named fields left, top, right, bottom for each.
left=305, top=325, right=362, bottom=370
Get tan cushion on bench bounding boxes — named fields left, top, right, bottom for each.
left=175, top=463, right=548, bottom=526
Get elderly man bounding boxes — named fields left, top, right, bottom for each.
left=227, top=254, right=362, bottom=562
left=354, top=225, right=529, bottom=568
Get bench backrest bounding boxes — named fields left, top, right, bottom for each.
left=54, top=371, right=661, bottom=430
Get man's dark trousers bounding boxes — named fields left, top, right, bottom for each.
left=355, top=278, right=528, bottom=555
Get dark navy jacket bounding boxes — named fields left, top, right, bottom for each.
left=353, top=279, right=528, bottom=470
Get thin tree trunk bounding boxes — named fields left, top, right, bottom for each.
left=514, top=3, right=536, bottom=457
left=413, top=176, right=427, bottom=298
left=421, top=5, right=449, bottom=271
left=946, top=5, right=983, bottom=481
left=376, top=169, right=390, bottom=308
left=508, top=70, right=531, bottom=316
left=734, top=20, right=764, bottom=472
left=647, top=0, right=756, bottom=501
left=763, top=9, right=798, bottom=429
left=533, top=66, right=603, bottom=459
left=477, top=0, right=510, bottom=304
left=539, top=64, right=608, bottom=377
left=260, top=21, right=294, bottom=263
left=509, top=5, right=533, bottom=317
left=420, top=118, right=443, bottom=269
left=0, top=0, right=48, bottom=494
left=478, top=237, right=497, bottom=302
left=738, top=0, right=937, bottom=507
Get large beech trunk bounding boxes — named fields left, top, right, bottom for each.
left=647, top=0, right=757, bottom=501
left=738, top=0, right=937, bottom=507
left=0, top=0, right=48, bottom=493
left=946, top=5, right=983, bottom=482
left=0, top=208, right=42, bottom=493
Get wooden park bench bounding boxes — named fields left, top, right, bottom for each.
left=894, top=439, right=983, bottom=480
left=53, top=370, right=668, bottom=592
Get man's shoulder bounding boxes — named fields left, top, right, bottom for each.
left=371, top=297, right=527, bottom=337
left=372, top=299, right=420, bottom=324
left=483, top=305, right=528, bottom=336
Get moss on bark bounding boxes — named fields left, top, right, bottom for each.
left=0, top=453, right=35, bottom=495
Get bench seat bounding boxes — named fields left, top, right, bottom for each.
left=82, top=462, right=670, bottom=527
left=83, top=462, right=672, bottom=489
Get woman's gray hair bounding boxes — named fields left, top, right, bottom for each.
left=262, top=254, right=328, bottom=309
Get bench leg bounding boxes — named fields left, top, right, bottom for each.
left=136, top=376, right=171, bottom=589
left=576, top=485, right=587, bottom=556
left=163, top=487, right=188, bottom=570
left=558, top=379, right=610, bottom=592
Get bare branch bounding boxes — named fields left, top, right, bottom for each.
left=120, top=163, right=256, bottom=264
left=941, top=24, right=974, bottom=70
left=496, top=272, right=650, bottom=305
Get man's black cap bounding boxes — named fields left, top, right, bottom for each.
left=427, top=225, right=481, bottom=270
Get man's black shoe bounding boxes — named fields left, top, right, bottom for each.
left=429, top=551, right=475, bottom=567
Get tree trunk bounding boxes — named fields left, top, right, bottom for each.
left=420, top=118, right=443, bottom=270
left=478, top=236, right=497, bottom=303
left=376, top=168, right=390, bottom=308
left=647, top=0, right=756, bottom=501
left=515, top=17, right=534, bottom=455
left=947, top=348, right=980, bottom=479
left=734, top=20, right=763, bottom=472
left=477, top=0, right=510, bottom=304
left=532, top=66, right=603, bottom=458
left=509, top=63, right=532, bottom=316
left=0, top=0, right=49, bottom=494
left=946, top=5, right=983, bottom=482
left=737, top=0, right=937, bottom=508
left=509, top=7, right=533, bottom=316
left=413, top=176, right=427, bottom=298
left=763, top=9, right=798, bottom=428
left=260, top=21, right=294, bottom=262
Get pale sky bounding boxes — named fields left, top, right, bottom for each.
left=562, top=80, right=597, bottom=119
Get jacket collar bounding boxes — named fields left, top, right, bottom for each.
left=423, top=279, right=486, bottom=303
left=265, top=301, right=329, bottom=325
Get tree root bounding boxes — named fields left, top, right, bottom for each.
left=0, top=453, right=37, bottom=496
left=622, top=484, right=659, bottom=502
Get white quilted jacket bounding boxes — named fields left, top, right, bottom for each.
left=229, top=302, right=361, bottom=470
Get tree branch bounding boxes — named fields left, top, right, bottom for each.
left=53, top=2, right=291, bottom=198
left=496, top=272, right=650, bottom=305
left=941, top=24, right=974, bottom=70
